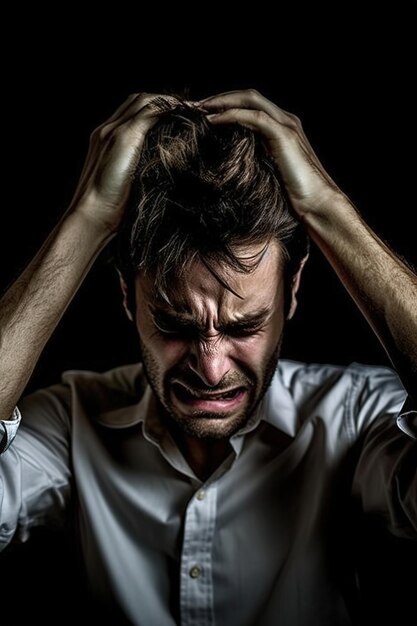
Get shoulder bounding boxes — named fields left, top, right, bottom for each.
left=60, top=362, right=147, bottom=412
left=279, top=359, right=403, bottom=393
left=19, top=363, right=147, bottom=422
left=278, top=360, right=407, bottom=438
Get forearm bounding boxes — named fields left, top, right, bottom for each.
left=302, top=193, right=417, bottom=398
left=201, top=89, right=417, bottom=397
left=0, top=207, right=113, bottom=421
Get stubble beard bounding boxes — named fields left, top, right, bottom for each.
left=139, top=335, right=283, bottom=441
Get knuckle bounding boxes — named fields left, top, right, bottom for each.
left=124, top=92, right=147, bottom=108
left=285, top=126, right=300, bottom=142
left=136, top=92, right=152, bottom=105
left=98, top=125, right=110, bottom=141
left=90, top=125, right=107, bottom=142
left=246, top=88, right=261, bottom=98
left=254, top=109, right=267, bottom=123
left=290, top=113, right=302, bottom=127
left=284, top=111, right=302, bottom=130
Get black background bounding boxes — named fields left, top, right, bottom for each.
left=1, top=15, right=416, bottom=625
left=1, top=22, right=416, bottom=393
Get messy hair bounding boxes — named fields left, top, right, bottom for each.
left=115, top=96, right=309, bottom=307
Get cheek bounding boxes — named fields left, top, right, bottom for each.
left=136, top=313, right=184, bottom=367
left=230, top=334, right=275, bottom=371
left=230, top=315, right=284, bottom=371
left=141, top=331, right=189, bottom=371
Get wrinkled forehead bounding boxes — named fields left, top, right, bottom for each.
left=136, top=241, right=285, bottom=317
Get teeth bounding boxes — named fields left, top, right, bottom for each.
left=175, top=383, right=241, bottom=401
left=191, top=389, right=239, bottom=400
left=218, top=390, right=238, bottom=399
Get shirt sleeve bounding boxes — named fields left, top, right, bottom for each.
left=0, top=408, right=22, bottom=453
left=0, top=384, right=72, bottom=550
left=351, top=366, right=417, bottom=540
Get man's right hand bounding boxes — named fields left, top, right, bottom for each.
left=71, top=93, right=163, bottom=235
left=0, top=93, right=166, bottom=422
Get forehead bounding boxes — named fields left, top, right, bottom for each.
left=136, top=241, right=285, bottom=316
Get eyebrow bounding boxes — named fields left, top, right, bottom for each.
left=150, top=306, right=271, bottom=332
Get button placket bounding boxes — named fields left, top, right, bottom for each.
left=180, top=483, right=217, bottom=626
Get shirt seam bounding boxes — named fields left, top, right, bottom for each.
left=344, top=368, right=362, bottom=444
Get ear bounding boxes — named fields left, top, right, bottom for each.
left=287, top=255, right=309, bottom=320
left=117, top=271, right=134, bottom=322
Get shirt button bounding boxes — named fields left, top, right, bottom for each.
left=189, top=565, right=202, bottom=579
left=196, top=489, right=206, bottom=501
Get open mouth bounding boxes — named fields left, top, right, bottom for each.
left=171, top=382, right=247, bottom=411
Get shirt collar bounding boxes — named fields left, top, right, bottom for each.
left=94, top=363, right=298, bottom=442
left=263, top=363, right=299, bottom=437
left=94, top=384, right=152, bottom=429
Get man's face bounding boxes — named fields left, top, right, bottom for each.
left=131, top=241, right=293, bottom=440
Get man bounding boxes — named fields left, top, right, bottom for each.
left=0, top=90, right=416, bottom=625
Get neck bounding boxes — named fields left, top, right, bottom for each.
left=154, top=398, right=234, bottom=481
left=179, top=434, right=233, bottom=481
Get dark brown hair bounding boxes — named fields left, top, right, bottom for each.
left=115, top=97, right=309, bottom=307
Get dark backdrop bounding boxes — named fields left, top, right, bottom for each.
left=1, top=22, right=416, bottom=625
left=2, top=48, right=416, bottom=392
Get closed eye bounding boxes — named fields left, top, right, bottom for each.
left=154, top=320, right=262, bottom=339
left=153, top=318, right=197, bottom=338
left=224, top=324, right=263, bottom=338
left=151, top=308, right=269, bottom=340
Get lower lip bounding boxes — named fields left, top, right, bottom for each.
left=172, top=385, right=247, bottom=412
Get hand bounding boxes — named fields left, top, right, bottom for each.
left=71, top=93, right=164, bottom=234
left=200, top=89, right=343, bottom=218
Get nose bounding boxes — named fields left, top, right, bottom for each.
left=187, top=336, right=231, bottom=387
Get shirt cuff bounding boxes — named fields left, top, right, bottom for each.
left=397, top=411, right=417, bottom=440
left=0, top=407, right=21, bottom=453
left=397, top=397, right=417, bottom=439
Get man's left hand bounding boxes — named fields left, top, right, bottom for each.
left=200, top=89, right=342, bottom=219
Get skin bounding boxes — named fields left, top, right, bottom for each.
left=122, top=241, right=300, bottom=479
left=1, top=90, right=416, bottom=483
left=0, top=93, right=165, bottom=421
left=199, top=90, right=417, bottom=397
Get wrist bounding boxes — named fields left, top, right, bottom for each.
left=66, top=194, right=119, bottom=244
left=298, top=189, right=357, bottom=230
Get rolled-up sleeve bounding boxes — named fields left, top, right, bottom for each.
left=0, top=408, right=21, bottom=453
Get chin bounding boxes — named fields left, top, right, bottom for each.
left=164, top=407, right=253, bottom=440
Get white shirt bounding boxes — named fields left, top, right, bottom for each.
left=0, top=360, right=416, bottom=625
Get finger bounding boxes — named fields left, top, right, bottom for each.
left=208, top=108, right=331, bottom=184
left=198, top=89, right=246, bottom=103
left=120, top=99, right=163, bottom=136
left=93, top=101, right=162, bottom=192
left=99, top=93, right=140, bottom=127
left=104, top=100, right=163, bottom=171
left=75, top=94, right=143, bottom=194
left=73, top=96, right=164, bottom=204
left=208, top=108, right=336, bottom=200
left=207, top=108, right=282, bottom=141
left=78, top=95, right=166, bottom=191
left=200, top=89, right=297, bottom=128
left=94, top=93, right=164, bottom=140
